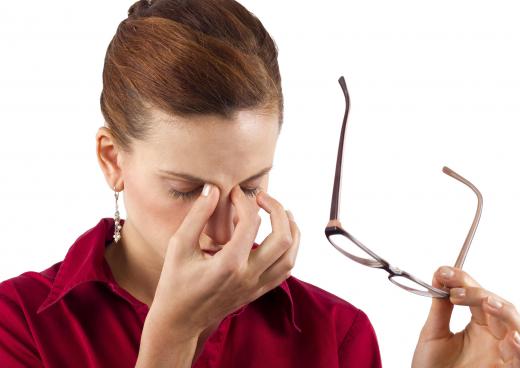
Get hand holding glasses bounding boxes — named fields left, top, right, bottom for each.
left=325, top=76, right=483, bottom=298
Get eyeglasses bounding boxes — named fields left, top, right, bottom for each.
left=324, top=76, right=483, bottom=298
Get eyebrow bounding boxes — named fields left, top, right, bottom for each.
left=159, top=165, right=273, bottom=186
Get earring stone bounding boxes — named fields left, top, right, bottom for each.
left=113, top=185, right=122, bottom=243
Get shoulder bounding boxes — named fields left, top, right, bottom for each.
left=285, top=276, right=381, bottom=366
left=286, top=275, right=365, bottom=320
left=0, top=266, right=59, bottom=367
left=286, top=275, right=379, bottom=340
left=0, top=261, right=62, bottom=313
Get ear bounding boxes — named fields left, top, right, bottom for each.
left=96, top=127, right=125, bottom=191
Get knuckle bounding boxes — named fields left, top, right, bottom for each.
left=247, top=274, right=259, bottom=289
left=473, top=287, right=486, bottom=297
left=505, top=301, right=517, bottom=314
left=285, top=258, right=296, bottom=270
left=219, top=257, right=243, bottom=277
left=461, top=273, right=473, bottom=287
left=279, top=233, right=293, bottom=248
left=268, top=198, right=284, bottom=213
left=237, top=275, right=254, bottom=291
left=479, top=291, right=491, bottom=302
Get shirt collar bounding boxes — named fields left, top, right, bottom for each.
left=37, top=217, right=301, bottom=332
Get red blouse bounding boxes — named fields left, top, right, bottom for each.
left=0, top=217, right=382, bottom=367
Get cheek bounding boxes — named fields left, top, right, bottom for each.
left=122, top=174, right=192, bottom=249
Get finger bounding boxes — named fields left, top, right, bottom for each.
left=257, top=210, right=300, bottom=293
left=437, top=266, right=488, bottom=326
left=451, top=286, right=515, bottom=336
left=248, top=191, right=293, bottom=275
left=488, top=313, right=510, bottom=340
left=513, top=331, right=520, bottom=360
left=500, top=331, right=520, bottom=363
left=421, top=265, right=485, bottom=339
left=218, top=185, right=262, bottom=263
left=171, top=183, right=220, bottom=258
left=257, top=191, right=292, bottom=245
left=482, top=295, right=520, bottom=332
left=421, top=268, right=455, bottom=339
left=434, top=266, right=481, bottom=289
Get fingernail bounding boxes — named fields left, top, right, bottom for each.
left=439, top=266, right=454, bottom=279
left=514, top=331, right=520, bottom=345
left=487, top=296, right=503, bottom=309
left=202, top=183, right=213, bottom=197
left=451, top=288, right=466, bottom=298
left=286, top=210, right=294, bottom=221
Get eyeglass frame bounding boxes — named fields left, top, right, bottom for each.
left=324, top=75, right=483, bottom=298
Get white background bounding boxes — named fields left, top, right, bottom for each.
left=1, top=1, right=519, bottom=366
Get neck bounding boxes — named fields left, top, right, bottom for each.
left=104, top=219, right=164, bottom=308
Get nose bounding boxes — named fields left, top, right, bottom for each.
left=202, top=189, right=236, bottom=247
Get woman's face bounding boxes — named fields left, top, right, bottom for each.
left=97, top=107, right=280, bottom=256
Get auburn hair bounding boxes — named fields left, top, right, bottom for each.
left=100, top=0, right=284, bottom=153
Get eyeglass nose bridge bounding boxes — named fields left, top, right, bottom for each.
left=387, top=269, right=450, bottom=298
left=326, top=227, right=450, bottom=298
left=382, top=263, right=404, bottom=275
left=326, top=75, right=482, bottom=299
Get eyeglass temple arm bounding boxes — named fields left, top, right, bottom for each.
left=329, top=76, right=350, bottom=224
left=442, top=166, right=483, bottom=269
left=329, top=78, right=483, bottom=273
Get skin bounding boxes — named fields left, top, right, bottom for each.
left=413, top=266, right=520, bottom=367
left=96, top=106, right=300, bottom=364
left=95, top=104, right=520, bottom=366
left=96, top=108, right=280, bottom=308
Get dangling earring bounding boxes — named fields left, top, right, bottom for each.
left=113, top=185, right=122, bottom=243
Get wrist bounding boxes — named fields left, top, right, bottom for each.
left=144, top=305, right=204, bottom=341
left=137, top=316, right=201, bottom=368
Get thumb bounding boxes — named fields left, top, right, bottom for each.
left=420, top=267, right=454, bottom=340
left=170, top=183, right=220, bottom=258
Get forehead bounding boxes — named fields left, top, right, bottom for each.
left=133, top=108, right=279, bottom=181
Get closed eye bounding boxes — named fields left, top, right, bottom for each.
left=168, top=186, right=260, bottom=201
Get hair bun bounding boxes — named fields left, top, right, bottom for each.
left=128, top=0, right=152, bottom=18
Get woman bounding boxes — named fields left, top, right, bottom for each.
left=0, top=0, right=519, bottom=367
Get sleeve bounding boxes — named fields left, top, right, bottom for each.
left=338, top=309, right=382, bottom=368
left=0, top=280, right=44, bottom=367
